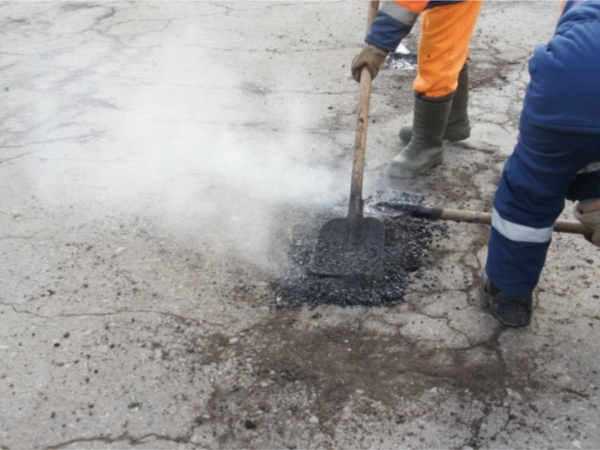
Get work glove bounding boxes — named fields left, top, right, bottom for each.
left=351, top=43, right=389, bottom=83
left=573, top=202, right=600, bottom=247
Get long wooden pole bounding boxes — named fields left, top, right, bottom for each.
left=348, top=1, right=379, bottom=221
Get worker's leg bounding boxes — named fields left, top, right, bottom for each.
left=485, top=116, right=600, bottom=298
left=414, top=1, right=482, bottom=97
left=390, top=1, right=482, bottom=178
left=400, top=63, right=471, bottom=144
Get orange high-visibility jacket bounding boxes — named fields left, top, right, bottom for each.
left=365, top=0, right=481, bottom=97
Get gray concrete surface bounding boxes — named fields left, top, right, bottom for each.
left=1, top=1, right=599, bottom=448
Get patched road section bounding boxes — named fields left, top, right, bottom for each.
left=1, top=1, right=599, bottom=449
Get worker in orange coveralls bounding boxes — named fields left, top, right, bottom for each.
left=351, top=0, right=483, bottom=178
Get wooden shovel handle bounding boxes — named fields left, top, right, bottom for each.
left=348, top=1, right=379, bottom=221
left=348, top=66, right=372, bottom=220
left=438, top=208, right=592, bottom=235
left=367, top=1, right=380, bottom=31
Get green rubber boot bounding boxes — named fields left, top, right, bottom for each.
left=389, top=93, right=453, bottom=179
left=399, top=64, right=471, bottom=144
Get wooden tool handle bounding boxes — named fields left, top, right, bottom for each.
left=437, top=208, right=491, bottom=224
left=348, top=67, right=372, bottom=220
left=367, top=1, right=380, bottom=31
left=348, top=1, right=379, bottom=221
left=438, top=208, right=592, bottom=235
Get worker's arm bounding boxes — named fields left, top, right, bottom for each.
left=365, top=0, right=428, bottom=52
left=351, top=0, right=430, bottom=82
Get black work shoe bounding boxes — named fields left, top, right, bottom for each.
left=479, top=271, right=532, bottom=327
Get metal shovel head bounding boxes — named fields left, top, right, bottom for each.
left=309, top=217, right=385, bottom=277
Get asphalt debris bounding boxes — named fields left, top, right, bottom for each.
left=385, top=52, right=418, bottom=70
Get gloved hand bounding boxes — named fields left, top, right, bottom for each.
left=573, top=202, right=600, bottom=246
left=351, top=43, right=389, bottom=83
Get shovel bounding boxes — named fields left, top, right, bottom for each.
left=370, top=190, right=592, bottom=235
left=309, top=1, right=384, bottom=277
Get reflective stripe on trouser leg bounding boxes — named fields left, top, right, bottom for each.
left=486, top=114, right=600, bottom=297
left=491, top=209, right=553, bottom=243
left=413, top=1, right=483, bottom=97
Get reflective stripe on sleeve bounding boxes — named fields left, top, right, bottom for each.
left=491, top=208, right=553, bottom=243
left=577, top=161, right=600, bottom=174
left=381, top=1, right=420, bottom=25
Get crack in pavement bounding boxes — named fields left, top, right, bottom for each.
left=0, top=301, right=229, bottom=329
left=45, top=429, right=196, bottom=450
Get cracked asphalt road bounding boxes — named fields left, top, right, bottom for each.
left=1, top=1, right=600, bottom=449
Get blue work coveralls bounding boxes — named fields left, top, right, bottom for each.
left=486, top=0, right=600, bottom=297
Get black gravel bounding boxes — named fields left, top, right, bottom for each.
left=274, top=190, right=446, bottom=308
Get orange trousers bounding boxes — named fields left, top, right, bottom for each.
left=413, top=1, right=483, bottom=97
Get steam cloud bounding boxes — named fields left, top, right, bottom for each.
left=26, top=41, right=347, bottom=272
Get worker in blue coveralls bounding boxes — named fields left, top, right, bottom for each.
left=480, top=0, right=600, bottom=327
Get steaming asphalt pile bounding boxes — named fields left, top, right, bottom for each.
left=274, top=191, right=447, bottom=308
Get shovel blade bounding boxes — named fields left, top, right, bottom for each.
left=309, top=217, right=385, bottom=277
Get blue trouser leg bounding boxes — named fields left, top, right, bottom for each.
left=485, top=114, right=600, bottom=297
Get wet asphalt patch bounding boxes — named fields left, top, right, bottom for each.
left=274, top=191, right=448, bottom=308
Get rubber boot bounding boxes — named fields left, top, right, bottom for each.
left=399, top=64, right=471, bottom=144
left=388, top=93, right=453, bottom=179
